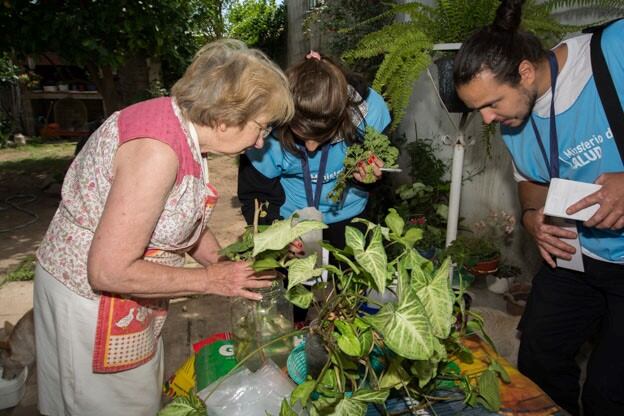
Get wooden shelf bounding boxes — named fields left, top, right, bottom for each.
left=24, top=90, right=103, bottom=100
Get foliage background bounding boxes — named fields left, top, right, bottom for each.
left=226, top=0, right=287, bottom=65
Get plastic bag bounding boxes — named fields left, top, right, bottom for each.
left=198, top=360, right=300, bottom=416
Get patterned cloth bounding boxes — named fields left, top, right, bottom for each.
left=36, top=97, right=218, bottom=372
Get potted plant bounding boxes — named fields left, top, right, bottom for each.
left=166, top=209, right=509, bottom=416
left=443, top=210, right=515, bottom=277
left=443, top=234, right=501, bottom=277
left=344, top=0, right=595, bottom=126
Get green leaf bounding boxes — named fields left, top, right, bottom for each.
left=310, top=396, right=341, bottom=415
left=323, top=264, right=344, bottom=279
left=344, top=225, right=366, bottom=252
left=490, top=359, right=511, bottom=384
left=359, top=329, right=373, bottom=356
left=290, top=380, right=316, bottom=407
left=363, top=293, right=434, bottom=360
left=219, top=228, right=254, bottom=260
left=401, top=227, right=423, bottom=248
left=410, top=360, right=437, bottom=388
left=396, top=257, right=409, bottom=303
left=403, top=248, right=430, bottom=272
left=416, top=258, right=454, bottom=338
left=157, top=394, right=206, bottom=416
left=384, top=208, right=404, bottom=236
left=285, top=284, right=314, bottom=309
left=330, top=397, right=367, bottom=416
left=353, top=226, right=389, bottom=293
left=334, top=320, right=362, bottom=357
left=352, top=388, right=390, bottom=404
left=279, top=398, right=298, bottom=416
left=252, top=217, right=327, bottom=257
left=252, top=256, right=282, bottom=272
left=379, top=358, right=410, bottom=389
left=410, top=264, right=429, bottom=291
left=316, top=369, right=338, bottom=397
left=478, top=370, right=501, bottom=411
left=331, top=251, right=361, bottom=274
left=286, top=254, right=322, bottom=290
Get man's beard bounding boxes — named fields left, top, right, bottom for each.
left=519, top=86, right=538, bottom=120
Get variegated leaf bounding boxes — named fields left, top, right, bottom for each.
left=352, top=388, right=390, bottom=404
left=329, top=397, right=367, bottom=416
left=363, top=293, right=434, bottom=360
left=252, top=217, right=327, bottom=257
left=344, top=225, right=365, bottom=252
left=354, top=226, right=388, bottom=293
left=384, top=208, right=404, bottom=236
left=286, top=254, right=322, bottom=290
left=416, top=258, right=453, bottom=338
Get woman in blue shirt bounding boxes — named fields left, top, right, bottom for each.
left=238, top=51, right=391, bottom=248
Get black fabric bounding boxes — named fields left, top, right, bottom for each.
left=517, top=257, right=624, bottom=416
left=237, top=154, right=285, bottom=225
left=587, top=18, right=624, bottom=162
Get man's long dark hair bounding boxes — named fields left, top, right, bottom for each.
left=453, top=0, right=548, bottom=87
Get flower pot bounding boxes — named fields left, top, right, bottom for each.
left=434, top=56, right=470, bottom=113
left=468, top=256, right=500, bottom=277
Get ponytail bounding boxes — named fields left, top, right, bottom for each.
left=454, top=0, right=547, bottom=87
left=492, top=0, right=523, bottom=32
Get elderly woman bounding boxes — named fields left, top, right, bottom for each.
left=33, top=39, right=294, bottom=415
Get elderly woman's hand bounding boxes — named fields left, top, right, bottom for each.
left=353, top=154, right=384, bottom=183
left=206, top=261, right=274, bottom=300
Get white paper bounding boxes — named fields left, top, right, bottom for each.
left=544, top=178, right=601, bottom=221
left=548, top=217, right=584, bottom=272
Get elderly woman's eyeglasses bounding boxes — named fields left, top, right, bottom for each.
left=252, top=120, right=272, bottom=139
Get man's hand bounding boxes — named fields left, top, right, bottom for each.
left=353, top=154, right=384, bottom=183
left=566, top=172, right=624, bottom=230
left=523, top=207, right=578, bottom=268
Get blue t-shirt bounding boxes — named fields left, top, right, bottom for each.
left=246, top=88, right=391, bottom=224
left=502, top=20, right=624, bottom=261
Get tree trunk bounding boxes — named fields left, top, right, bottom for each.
left=85, top=62, right=123, bottom=116
left=117, top=54, right=150, bottom=106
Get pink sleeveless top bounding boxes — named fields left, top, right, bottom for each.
left=37, top=97, right=218, bottom=300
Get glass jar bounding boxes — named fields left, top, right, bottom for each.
left=230, top=276, right=294, bottom=371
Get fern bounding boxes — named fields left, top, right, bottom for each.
left=346, top=0, right=622, bottom=127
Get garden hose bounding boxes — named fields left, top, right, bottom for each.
left=0, top=193, right=39, bottom=233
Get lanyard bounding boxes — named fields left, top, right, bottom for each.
left=530, top=51, right=560, bottom=180
left=300, top=144, right=330, bottom=209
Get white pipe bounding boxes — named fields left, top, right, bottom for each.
left=445, top=137, right=465, bottom=247
left=432, top=43, right=462, bottom=51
